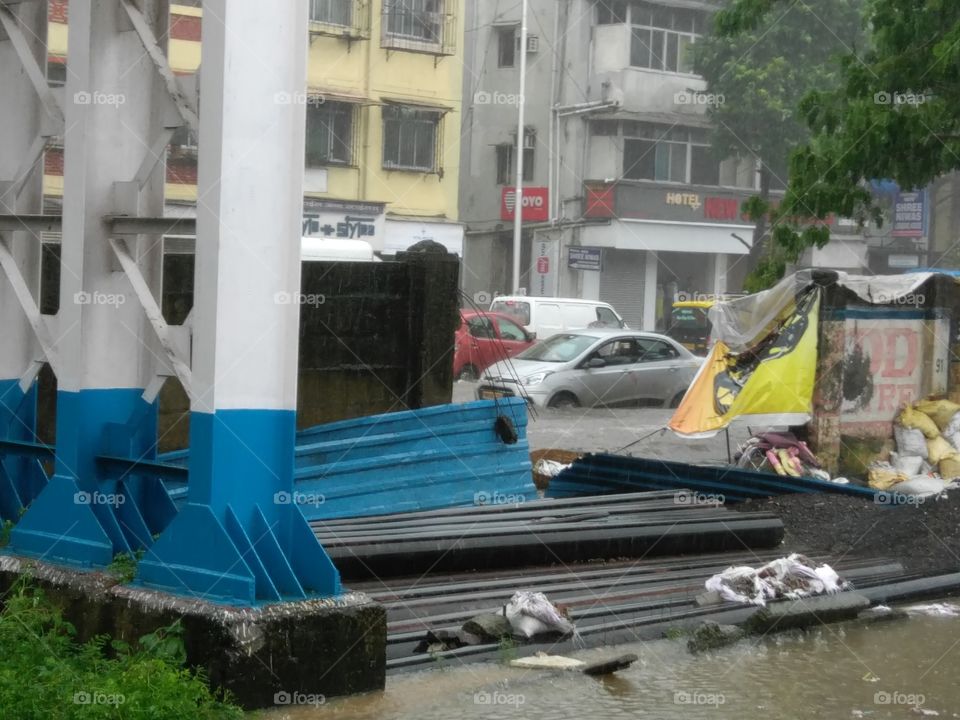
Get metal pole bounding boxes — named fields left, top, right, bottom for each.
left=511, top=0, right=529, bottom=293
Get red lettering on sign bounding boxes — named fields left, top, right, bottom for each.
left=703, top=197, right=741, bottom=221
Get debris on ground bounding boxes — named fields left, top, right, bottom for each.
left=509, top=652, right=585, bottom=670
left=903, top=602, right=960, bottom=617
left=687, top=621, right=745, bottom=654
left=704, top=553, right=849, bottom=606
left=461, top=613, right=513, bottom=643
left=581, top=653, right=639, bottom=676
left=532, top=458, right=571, bottom=481
left=504, top=591, right=575, bottom=639
left=530, top=449, right=582, bottom=490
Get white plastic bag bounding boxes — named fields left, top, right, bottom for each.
left=504, top=591, right=575, bottom=639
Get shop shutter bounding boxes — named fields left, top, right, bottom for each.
left=599, top=249, right=647, bottom=330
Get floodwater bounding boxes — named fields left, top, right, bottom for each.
left=266, top=607, right=960, bottom=719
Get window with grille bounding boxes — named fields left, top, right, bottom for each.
left=495, top=140, right=535, bottom=185
left=497, top=26, right=517, bottom=67
left=306, top=101, right=356, bottom=167
left=623, top=124, right=717, bottom=184
left=310, top=0, right=352, bottom=25
left=382, top=105, right=441, bottom=172
left=627, top=2, right=703, bottom=74
left=385, top=0, right=443, bottom=43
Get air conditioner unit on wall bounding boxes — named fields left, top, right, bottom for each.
left=526, top=35, right=539, bottom=53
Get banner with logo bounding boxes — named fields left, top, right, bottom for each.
left=669, top=290, right=820, bottom=437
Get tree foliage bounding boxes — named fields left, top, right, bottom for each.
left=694, top=0, right=863, bottom=288
left=711, top=0, right=960, bottom=288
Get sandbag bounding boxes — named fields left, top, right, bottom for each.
left=892, top=453, right=924, bottom=476
left=899, top=406, right=940, bottom=439
left=889, top=475, right=948, bottom=498
left=940, top=455, right=960, bottom=480
left=927, top=436, right=956, bottom=465
left=916, top=399, right=960, bottom=431
left=944, top=412, right=960, bottom=452
left=867, top=462, right=905, bottom=491
left=894, top=425, right=928, bottom=459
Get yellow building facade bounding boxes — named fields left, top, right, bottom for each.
left=45, top=0, right=465, bottom=254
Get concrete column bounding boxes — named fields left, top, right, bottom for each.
left=0, top=0, right=47, bottom=519
left=10, top=0, right=169, bottom=565
left=643, top=250, right=658, bottom=331
left=138, top=0, right=341, bottom=603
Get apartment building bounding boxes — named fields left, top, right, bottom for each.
left=461, top=0, right=767, bottom=330
left=42, top=0, right=466, bottom=256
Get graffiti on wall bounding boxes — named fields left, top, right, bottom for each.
left=841, top=318, right=949, bottom=426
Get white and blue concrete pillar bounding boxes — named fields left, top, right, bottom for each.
left=137, top=0, right=341, bottom=603
left=0, top=0, right=49, bottom=520
left=9, top=0, right=170, bottom=564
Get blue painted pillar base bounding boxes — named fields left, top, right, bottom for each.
left=137, top=409, right=341, bottom=605
left=0, top=380, right=48, bottom=522
left=7, top=388, right=165, bottom=566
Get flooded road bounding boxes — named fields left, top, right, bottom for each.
left=269, top=608, right=960, bottom=719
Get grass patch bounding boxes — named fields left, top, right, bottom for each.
left=0, top=581, right=244, bottom=719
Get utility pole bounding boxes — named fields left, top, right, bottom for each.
left=511, top=0, right=529, bottom=293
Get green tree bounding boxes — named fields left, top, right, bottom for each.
left=693, top=0, right=863, bottom=288
left=718, top=0, right=960, bottom=288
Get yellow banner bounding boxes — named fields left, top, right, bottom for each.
left=669, top=291, right=820, bottom=437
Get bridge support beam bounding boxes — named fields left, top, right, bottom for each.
left=8, top=0, right=172, bottom=565
left=137, top=0, right=340, bottom=603
left=0, top=0, right=53, bottom=521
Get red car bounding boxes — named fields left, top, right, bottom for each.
left=454, top=310, right=536, bottom=381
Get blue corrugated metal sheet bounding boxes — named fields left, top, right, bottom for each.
left=160, top=398, right=534, bottom=520
left=548, top=453, right=878, bottom=501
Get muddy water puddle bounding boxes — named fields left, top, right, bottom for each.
left=268, top=610, right=960, bottom=719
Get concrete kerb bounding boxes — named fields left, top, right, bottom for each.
left=0, top=555, right=386, bottom=710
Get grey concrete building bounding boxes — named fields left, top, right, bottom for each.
left=460, top=0, right=769, bottom=330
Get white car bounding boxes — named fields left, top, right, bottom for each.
left=477, top=329, right=701, bottom=410
left=489, top=296, right=627, bottom=340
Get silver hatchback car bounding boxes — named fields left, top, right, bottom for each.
left=477, top=329, right=702, bottom=410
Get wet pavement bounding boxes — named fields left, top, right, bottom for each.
left=268, top=609, right=960, bottom=719
left=453, top=380, right=750, bottom=464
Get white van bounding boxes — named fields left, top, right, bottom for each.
left=489, top=296, right=627, bottom=340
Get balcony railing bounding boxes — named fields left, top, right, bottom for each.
left=309, top=0, right=370, bottom=39
left=381, top=0, right=457, bottom=56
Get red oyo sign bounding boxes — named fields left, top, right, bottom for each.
left=536, top=256, right=550, bottom=274
left=501, top=187, right=549, bottom=222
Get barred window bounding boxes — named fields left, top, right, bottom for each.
left=385, top=0, right=443, bottom=43
left=382, top=105, right=441, bottom=172
left=310, top=0, right=352, bottom=25
left=306, top=101, right=355, bottom=166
